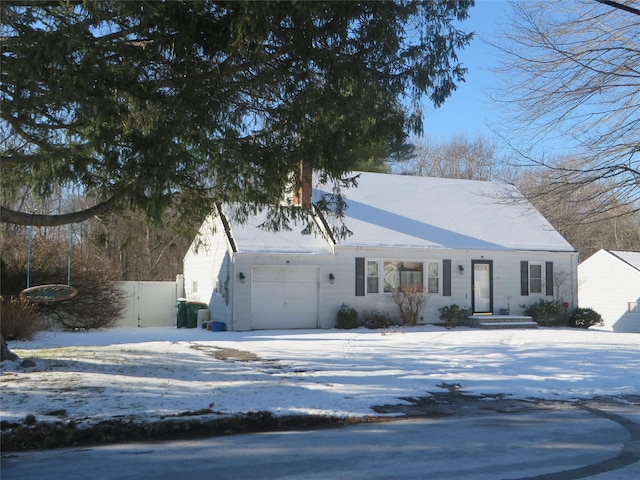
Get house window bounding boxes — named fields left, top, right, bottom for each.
left=529, top=264, right=543, bottom=294
left=366, top=261, right=379, bottom=294
left=629, top=302, right=639, bottom=314
left=383, top=261, right=424, bottom=293
left=427, top=261, right=439, bottom=294
left=192, top=280, right=198, bottom=294
left=362, top=260, right=441, bottom=295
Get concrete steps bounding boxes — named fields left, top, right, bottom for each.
left=465, top=315, right=538, bottom=329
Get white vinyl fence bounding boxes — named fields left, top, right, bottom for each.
left=115, top=276, right=185, bottom=328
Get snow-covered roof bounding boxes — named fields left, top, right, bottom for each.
left=225, top=172, right=574, bottom=254
left=609, top=250, right=640, bottom=271
left=225, top=207, right=333, bottom=255
left=314, top=172, right=574, bottom=252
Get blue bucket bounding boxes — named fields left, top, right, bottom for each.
left=210, top=321, right=226, bottom=332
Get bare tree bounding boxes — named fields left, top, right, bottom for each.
left=403, top=134, right=517, bottom=182
left=83, top=209, right=195, bottom=281
left=494, top=1, right=639, bottom=218
left=518, top=164, right=640, bottom=259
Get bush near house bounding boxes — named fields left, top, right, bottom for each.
left=392, top=284, right=427, bottom=326
left=567, top=307, right=604, bottom=329
left=335, top=304, right=358, bottom=329
left=521, top=299, right=565, bottom=326
left=359, top=309, right=397, bottom=329
left=438, top=304, right=464, bottom=328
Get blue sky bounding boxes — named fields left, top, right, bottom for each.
left=422, top=0, right=510, bottom=143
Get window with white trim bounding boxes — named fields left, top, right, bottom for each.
left=363, top=260, right=443, bottom=295
left=366, top=261, right=379, bottom=294
left=629, top=302, right=639, bottom=314
left=427, top=261, right=440, bottom=294
left=529, top=263, right=543, bottom=294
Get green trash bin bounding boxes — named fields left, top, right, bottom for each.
left=186, top=301, right=208, bottom=329
left=176, top=298, right=188, bottom=328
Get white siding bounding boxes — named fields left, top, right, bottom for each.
left=183, top=215, right=234, bottom=327
left=227, top=247, right=577, bottom=330
left=332, top=247, right=577, bottom=325
left=231, top=253, right=336, bottom=330
left=579, top=250, right=640, bottom=333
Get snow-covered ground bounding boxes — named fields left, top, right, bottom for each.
left=1, top=326, right=638, bottom=428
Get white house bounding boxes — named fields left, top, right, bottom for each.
left=578, top=249, right=640, bottom=333
left=183, top=171, right=578, bottom=331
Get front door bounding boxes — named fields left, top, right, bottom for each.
left=472, top=260, right=493, bottom=314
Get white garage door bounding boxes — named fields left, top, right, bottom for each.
left=250, top=267, right=319, bottom=329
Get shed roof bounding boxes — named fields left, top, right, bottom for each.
left=609, top=250, right=640, bottom=271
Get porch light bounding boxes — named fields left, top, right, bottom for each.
left=239, top=272, right=246, bottom=284
left=458, top=265, right=465, bottom=275
left=329, top=273, right=335, bottom=284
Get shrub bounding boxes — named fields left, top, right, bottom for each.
left=335, top=304, right=358, bottom=329
left=521, top=299, right=565, bottom=326
left=1, top=235, right=125, bottom=330
left=567, top=307, right=604, bottom=329
left=392, top=284, right=427, bottom=326
left=359, top=309, right=396, bottom=329
left=0, top=296, right=43, bottom=340
left=438, top=304, right=464, bottom=328
left=41, top=275, right=126, bottom=330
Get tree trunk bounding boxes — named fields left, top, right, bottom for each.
left=1, top=335, right=19, bottom=362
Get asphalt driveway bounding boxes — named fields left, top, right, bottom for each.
left=3, top=399, right=639, bottom=480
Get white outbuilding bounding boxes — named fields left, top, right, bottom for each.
left=578, top=249, right=640, bottom=333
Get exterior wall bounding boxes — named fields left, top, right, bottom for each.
left=223, top=246, right=577, bottom=331
left=578, top=250, right=640, bottom=333
left=231, top=252, right=337, bottom=330
left=329, top=247, right=578, bottom=325
left=183, top=215, right=234, bottom=327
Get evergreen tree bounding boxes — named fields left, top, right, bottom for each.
left=1, top=0, right=473, bottom=234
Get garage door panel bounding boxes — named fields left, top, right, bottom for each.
left=250, top=267, right=318, bottom=329
left=253, top=268, right=286, bottom=282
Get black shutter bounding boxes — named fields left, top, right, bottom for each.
left=355, top=257, right=365, bottom=296
left=545, top=261, right=554, bottom=296
left=520, top=261, right=529, bottom=296
left=443, top=259, right=452, bottom=296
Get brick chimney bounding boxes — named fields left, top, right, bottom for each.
left=293, top=160, right=313, bottom=209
